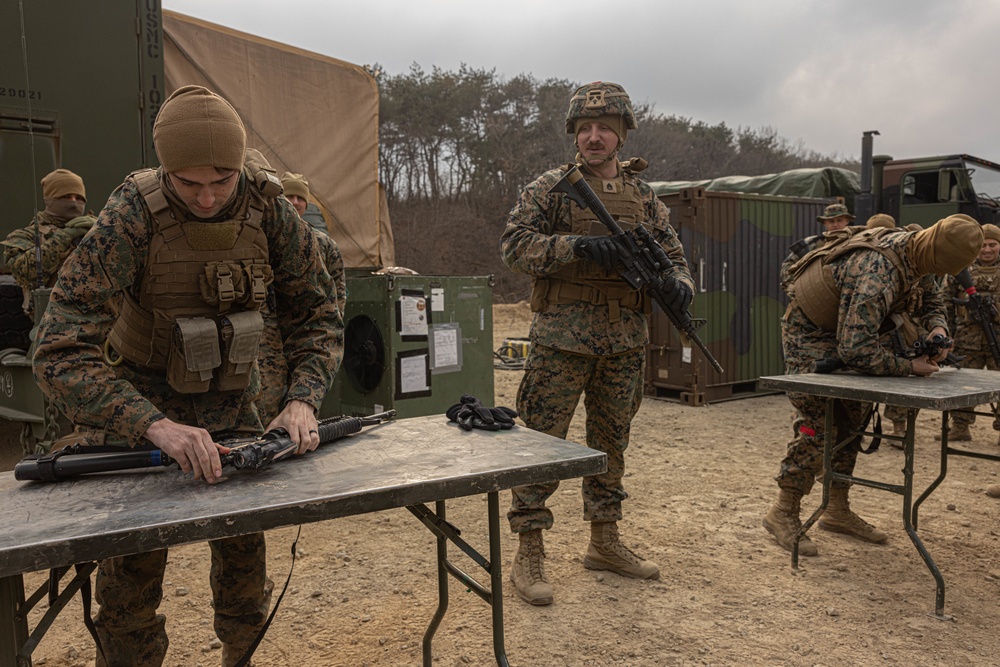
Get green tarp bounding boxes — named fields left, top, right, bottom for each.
left=649, top=167, right=861, bottom=211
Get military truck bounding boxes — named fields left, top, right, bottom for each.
left=855, top=130, right=1000, bottom=228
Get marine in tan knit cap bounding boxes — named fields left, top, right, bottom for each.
left=154, top=84, right=247, bottom=219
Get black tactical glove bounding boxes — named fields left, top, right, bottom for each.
left=572, top=236, right=620, bottom=272
left=446, top=394, right=518, bottom=431
left=661, top=276, right=693, bottom=314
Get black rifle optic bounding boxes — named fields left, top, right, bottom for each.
left=549, top=166, right=724, bottom=374
left=953, top=268, right=1000, bottom=367
left=814, top=333, right=962, bottom=374
left=14, top=410, right=396, bottom=482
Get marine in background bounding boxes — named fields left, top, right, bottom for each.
left=500, top=81, right=694, bottom=606
left=280, top=171, right=329, bottom=234
left=2, top=168, right=96, bottom=314
left=779, top=203, right=860, bottom=294
left=942, top=224, right=1000, bottom=445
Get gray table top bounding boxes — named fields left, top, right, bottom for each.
left=0, top=416, right=606, bottom=578
left=759, top=367, right=1000, bottom=410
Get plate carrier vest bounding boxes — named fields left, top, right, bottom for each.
left=529, top=162, right=664, bottom=323
left=107, top=159, right=276, bottom=394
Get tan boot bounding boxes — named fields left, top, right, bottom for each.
left=818, top=486, right=888, bottom=543
left=763, top=488, right=818, bottom=557
left=936, top=423, right=972, bottom=442
left=510, top=530, right=553, bottom=605
left=986, top=484, right=1000, bottom=498
left=583, top=521, right=660, bottom=579
left=889, top=421, right=906, bottom=449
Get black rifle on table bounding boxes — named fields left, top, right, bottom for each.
left=549, top=166, right=724, bottom=374
left=813, top=333, right=962, bottom=373
left=14, top=410, right=396, bottom=482
left=953, top=267, right=1000, bottom=367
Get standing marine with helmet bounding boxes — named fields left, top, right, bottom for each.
left=942, top=223, right=1000, bottom=445
left=32, top=85, right=344, bottom=666
left=2, top=168, right=96, bottom=315
left=499, top=81, right=694, bottom=606
left=765, top=215, right=982, bottom=558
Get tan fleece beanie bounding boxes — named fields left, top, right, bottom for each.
left=982, top=224, right=1000, bottom=243
left=866, top=213, right=895, bottom=229
left=41, top=168, right=86, bottom=201
left=153, top=85, right=246, bottom=172
left=910, top=214, right=984, bottom=276
left=280, top=172, right=311, bottom=199
left=574, top=114, right=625, bottom=144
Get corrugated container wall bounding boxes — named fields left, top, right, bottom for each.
left=648, top=189, right=835, bottom=405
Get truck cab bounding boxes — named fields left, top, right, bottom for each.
left=875, top=154, right=1000, bottom=228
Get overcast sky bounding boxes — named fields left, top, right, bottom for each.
left=163, top=0, right=1000, bottom=169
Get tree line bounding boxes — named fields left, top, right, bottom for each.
left=375, top=65, right=858, bottom=301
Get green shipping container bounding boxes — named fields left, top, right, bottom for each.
left=320, top=271, right=495, bottom=419
left=647, top=188, right=835, bottom=405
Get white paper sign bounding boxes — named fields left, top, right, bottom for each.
left=399, top=295, right=428, bottom=336
left=431, top=288, right=445, bottom=312
left=432, top=328, right=459, bottom=368
left=400, top=354, right=429, bottom=393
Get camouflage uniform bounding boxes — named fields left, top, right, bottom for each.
left=33, top=171, right=343, bottom=666
left=778, top=232, right=929, bottom=494
left=257, top=228, right=346, bottom=424
left=1, top=211, right=96, bottom=310
left=779, top=226, right=864, bottom=294
left=944, top=258, right=1000, bottom=428
left=501, top=164, right=692, bottom=531
left=881, top=273, right=948, bottom=426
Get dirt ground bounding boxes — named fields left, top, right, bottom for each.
left=19, top=302, right=1000, bottom=666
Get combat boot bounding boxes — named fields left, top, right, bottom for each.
left=818, top=486, right=888, bottom=543
left=762, top=488, right=818, bottom=557
left=935, top=423, right=972, bottom=442
left=583, top=521, right=660, bottom=579
left=223, top=644, right=254, bottom=667
left=510, top=530, right=553, bottom=606
left=986, top=484, right=1000, bottom=498
left=889, top=421, right=906, bottom=450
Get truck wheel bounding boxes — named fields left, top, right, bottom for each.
left=0, top=276, right=32, bottom=350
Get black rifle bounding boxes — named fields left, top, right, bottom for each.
left=814, top=333, right=962, bottom=373
left=953, top=268, right=1000, bottom=367
left=549, top=166, right=724, bottom=374
left=14, top=410, right=396, bottom=482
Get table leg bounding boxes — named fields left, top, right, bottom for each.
left=422, top=500, right=449, bottom=667
left=0, top=575, right=30, bottom=667
left=487, top=491, right=510, bottom=667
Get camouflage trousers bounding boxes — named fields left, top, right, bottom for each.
left=94, top=532, right=272, bottom=667
left=255, top=308, right=289, bottom=426
left=778, top=310, right=868, bottom=495
left=949, top=349, right=1000, bottom=427
left=507, top=343, right=645, bottom=533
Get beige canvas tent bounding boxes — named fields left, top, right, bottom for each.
left=163, top=11, right=394, bottom=268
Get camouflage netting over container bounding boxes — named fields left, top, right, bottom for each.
left=648, top=167, right=861, bottom=212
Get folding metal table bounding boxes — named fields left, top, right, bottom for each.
left=760, top=368, right=1000, bottom=619
left=0, top=415, right=606, bottom=666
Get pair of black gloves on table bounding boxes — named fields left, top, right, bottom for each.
left=447, top=394, right=518, bottom=431
left=572, top=236, right=693, bottom=314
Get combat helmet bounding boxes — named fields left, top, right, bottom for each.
left=565, top=81, right=638, bottom=136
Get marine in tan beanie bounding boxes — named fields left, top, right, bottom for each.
left=154, top=85, right=247, bottom=219
left=978, top=223, right=1000, bottom=266
left=41, top=168, right=87, bottom=223
left=909, top=214, right=984, bottom=276
left=280, top=172, right=311, bottom=216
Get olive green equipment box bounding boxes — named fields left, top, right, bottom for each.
left=320, top=271, right=495, bottom=419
